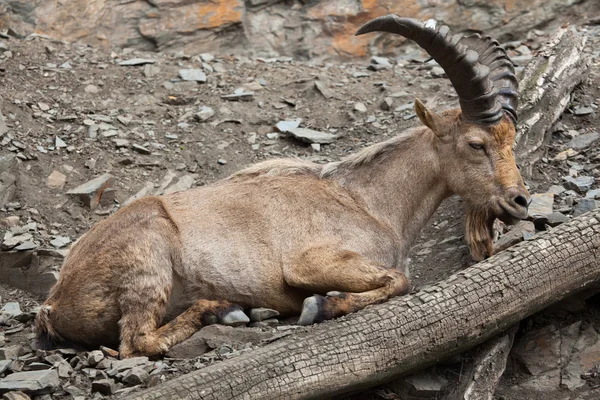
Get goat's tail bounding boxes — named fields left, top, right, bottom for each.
left=34, top=303, right=62, bottom=350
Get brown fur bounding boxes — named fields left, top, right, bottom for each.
left=36, top=104, right=529, bottom=357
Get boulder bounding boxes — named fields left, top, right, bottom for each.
left=0, top=1, right=585, bottom=59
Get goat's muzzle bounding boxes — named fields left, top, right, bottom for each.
left=497, top=186, right=530, bottom=224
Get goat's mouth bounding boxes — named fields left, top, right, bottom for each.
left=495, top=199, right=528, bottom=225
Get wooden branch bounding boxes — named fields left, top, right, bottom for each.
left=126, top=210, right=600, bottom=400
left=515, top=26, right=590, bottom=175
left=446, top=325, right=518, bottom=400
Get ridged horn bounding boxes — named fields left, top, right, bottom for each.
left=356, top=15, right=518, bottom=125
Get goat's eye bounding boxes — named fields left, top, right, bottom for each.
left=469, top=142, right=484, bottom=151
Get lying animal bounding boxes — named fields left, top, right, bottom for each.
left=36, top=15, right=530, bottom=358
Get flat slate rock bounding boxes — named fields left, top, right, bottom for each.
left=568, top=131, right=600, bottom=150
left=528, top=193, right=554, bottom=218
left=249, top=308, right=280, bottom=322
left=0, top=370, right=59, bottom=394
left=287, top=128, right=338, bottom=144
left=178, top=69, right=206, bottom=82
left=564, top=176, right=595, bottom=194
left=118, top=58, right=155, bottom=66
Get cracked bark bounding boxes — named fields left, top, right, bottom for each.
left=515, top=25, right=590, bottom=176
left=125, top=210, right=600, bottom=400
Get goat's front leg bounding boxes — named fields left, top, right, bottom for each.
left=284, top=245, right=409, bottom=325
left=119, top=298, right=247, bottom=358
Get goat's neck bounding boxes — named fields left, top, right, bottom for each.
left=330, top=128, right=451, bottom=265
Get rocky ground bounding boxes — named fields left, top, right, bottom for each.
left=0, top=16, right=599, bottom=400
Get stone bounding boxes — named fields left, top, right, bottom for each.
left=397, top=370, right=448, bottom=397
left=574, top=105, right=593, bottom=116
left=165, top=331, right=210, bottom=359
left=561, top=325, right=600, bottom=390
left=163, top=174, right=196, bottom=195
left=113, top=138, right=130, bottom=148
left=178, top=69, right=206, bottom=82
left=518, top=368, right=560, bottom=392
left=249, top=308, right=279, bottom=322
left=0, top=250, right=61, bottom=296
left=564, top=176, right=595, bottom=194
left=548, top=185, right=566, bottom=195
left=143, top=64, right=160, bottom=78
left=573, top=198, right=596, bottom=217
left=195, top=106, right=215, bottom=121
left=56, top=361, right=73, bottom=378
left=313, top=81, right=334, bottom=99
left=66, top=174, right=114, bottom=209
left=275, top=119, right=301, bottom=133
left=84, top=84, right=99, bottom=94
left=0, top=154, right=18, bottom=207
left=108, top=357, right=149, bottom=374
left=91, top=379, right=116, bottom=396
left=568, top=131, right=599, bottom=150
left=0, top=346, right=21, bottom=360
left=199, top=53, right=215, bottom=63
left=132, top=144, right=151, bottom=155
left=87, top=350, right=104, bottom=367
left=553, top=148, right=577, bottom=161
left=0, top=360, right=10, bottom=375
left=222, top=89, right=254, bottom=101
left=354, top=102, right=367, bottom=113
left=370, top=56, right=391, bottom=66
left=380, top=97, right=393, bottom=111
left=0, top=303, right=22, bottom=324
left=287, top=128, right=337, bottom=144
left=0, top=370, right=59, bottom=394
left=494, top=221, right=535, bottom=252
left=46, top=170, right=66, bottom=190
left=122, top=367, right=149, bottom=386
left=431, top=66, right=445, bottom=77
left=100, top=346, right=120, bottom=358
left=546, top=212, right=568, bottom=227
left=54, top=136, right=67, bottom=148
left=118, top=58, right=155, bottom=66
left=586, top=189, right=600, bottom=199
left=527, top=193, right=554, bottom=218
left=2, top=392, right=31, bottom=400
left=513, top=324, right=561, bottom=376
left=2, top=234, right=32, bottom=250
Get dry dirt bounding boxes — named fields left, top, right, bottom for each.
left=0, top=15, right=599, bottom=400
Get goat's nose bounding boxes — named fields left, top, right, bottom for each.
left=505, top=187, right=530, bottom=219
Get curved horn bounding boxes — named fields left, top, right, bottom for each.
left=356, top=15, right=518, bottom=125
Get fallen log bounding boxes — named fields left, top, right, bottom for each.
left=514, top=25, right=590, bottom=175
left=126, top=209, right=600, bottom=400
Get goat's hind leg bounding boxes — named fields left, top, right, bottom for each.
left=284, top=245, right=409, bottom=325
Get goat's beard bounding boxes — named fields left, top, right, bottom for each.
left=464, top=204, right=496, bottom=262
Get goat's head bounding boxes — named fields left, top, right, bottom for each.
left=356, top=15, right=530, bottom=259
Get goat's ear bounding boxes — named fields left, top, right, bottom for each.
left=415, top=98, right=445, bottom=136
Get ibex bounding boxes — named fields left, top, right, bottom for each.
left=36, top=15, right=530, bottom=358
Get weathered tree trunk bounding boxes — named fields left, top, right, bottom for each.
left=126, top=210, right=600, bottom=400
left=515, top=26, right=590, bottom=175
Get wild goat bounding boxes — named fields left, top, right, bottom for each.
left=36, top=15, right=530, bottom=358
